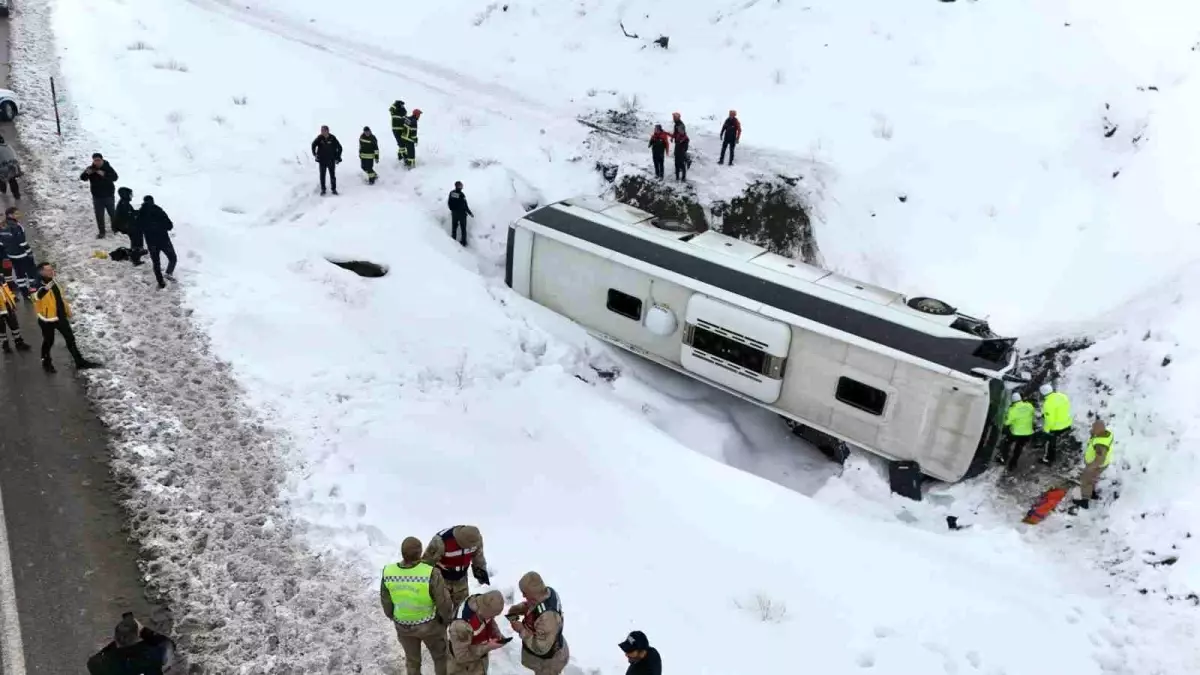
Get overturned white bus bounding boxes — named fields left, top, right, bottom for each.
left=505, top=196, right=1018, bottom=482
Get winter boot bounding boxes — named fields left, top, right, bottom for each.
left=76, top=359, right=101, bottom=370
left=14, top=338, right=29, bottom=351
left=41, top=358, right=56, bottom=373
left=331, top=189, right=338, bottom=195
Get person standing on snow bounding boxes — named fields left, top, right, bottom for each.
left=1073, top=420, right=1114, bottom=511
left=996, top=392, right=1034, bottom=471
left=79, top=152, right=120, bottom=238
left=446, top=590, right=509, bottom=675
left=718, top=110, right=741, bottom=166
left=424, top=525, right=490, bottom=608
left=33, top=263, right=101, bottom=373
left=447, top=181, right=474, bottom=247
left=0, top=207, right=36, bottom=298
left=382, top=536, right=453, bottom=675
left=359, top=126, right=380, bottom=185
left=389, top=100, right=408, bottom=162
left=0, top=281, right=30, bottom=353
left=648, top=124, right=671, bottom=180
left=0, top=134, right=23, bottom=200
left=137, top=196, right=178, bottom=289
left=618, top=631, right=662, bottom=675
left=400, top=109, right=422, bottom=169
left=113, top=187, right=146, bottom=266
left=311, top=125, right=343, bottom=196
left=1039, top=383, right=1073, bottom=465
left=670, top=112, right=689, bottom=181
left=506, top=571, right=569, bottom=675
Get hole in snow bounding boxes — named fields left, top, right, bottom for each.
left=326, top=258, right=388, bottom=278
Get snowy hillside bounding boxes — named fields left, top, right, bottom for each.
left=9, top=0, right=1200, bottom=672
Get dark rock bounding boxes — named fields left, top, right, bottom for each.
left=327, top=259, right=388, bottom=278
left=653, top=36, right=669, bottom=49
left=710, top=179, right=818, bottom=262
left=596, top=162, right=619, bottom=183
left=898, top=194, right=908, bottom=203
left=1162, top=355, right=1172, bottom=367
left=612, top=173, right=709, bottom=230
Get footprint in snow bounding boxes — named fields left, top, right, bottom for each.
left=857, top=653, right=876, bottom=668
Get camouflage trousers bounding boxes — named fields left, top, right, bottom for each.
left=448, top=654, right=490, bottom=675
left=448, top=578, right=470, bottom=610
left=1079, top=456, right=1108, bottom=500
left=520, top=643, right=569, bottom=675
left=395, top=620, right=448, bottom=675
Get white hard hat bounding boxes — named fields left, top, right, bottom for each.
left=1039, top=383, right=1054, bottom=396
left=1011, top=392, right=1022, bottom=403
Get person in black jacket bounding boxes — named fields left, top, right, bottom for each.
left=447, top=181, right=474, bottom=247
left=618, top=631, right=661, bottom=675
left=79, top=153, right=119, bottom=238
left=137, top=196, right=177, bottom=288
left=718, top=110, right=741, bottom=166
left=311, top=125, right=343, bottom=195
left=87, top=613, right=175, bottom=675
left=113, top=187, right=145, bottom=266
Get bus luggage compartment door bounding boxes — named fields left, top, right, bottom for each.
left=680, top=295, right=792, bottom=404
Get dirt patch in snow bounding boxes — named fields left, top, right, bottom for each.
left=328, top=258, right=389, bottom=278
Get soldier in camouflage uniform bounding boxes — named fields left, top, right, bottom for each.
left=505, top=571, right=569, bottom=675
left=447, top=590, right=508, bottom=675
left=423, top=525, right=490, bottom=608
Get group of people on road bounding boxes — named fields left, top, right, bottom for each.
left=381, top=525, right=660, bottom=675
left=647, top=110, right=742, bottom=181
left=311, top=100, right=478, bottom=248
left=0, top=173, right=101, bottom=371
left=999, top=382, right=1115, bottom=511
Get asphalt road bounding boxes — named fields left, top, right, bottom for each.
left=0, top=15, right=158, bottom=674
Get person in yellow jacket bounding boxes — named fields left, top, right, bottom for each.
left=389, top=100, right=407, bottom=162
left=1073, top=420, right=1114, bottom=510
left=997, top=392, right=1035, bottom=471
left=0, top=281, right=30, bottom=353
left=1038, top=383, right=1073, bottom=465
left=381, top=536, right=453, bottom=675
left=33, top=263, right=100, bottom=373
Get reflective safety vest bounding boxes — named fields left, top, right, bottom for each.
left=522, top=588, right=565, bottom=659
left=33, top=281, right=70, bottom=323
left=401, top=116, right=419, bottom=143
left=0, top=284, right=15, bottom=314
left=359, top=134, right=379, bottom=160
left=436, top=527, right=477, bottom=582
left=1085, top=432, right=1115, bottom=467
left=382, top=562, right=437, bottom=625
left=452, top=596, right=501, bottom=655
left=1004, top=401, right=1035, bottom=437
left=1042, top=392, right=1073, bottom=432
left=389, top=103, right=407, bottom=131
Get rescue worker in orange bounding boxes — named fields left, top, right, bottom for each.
left=447, top=589, right=508, bottom=675
left=423, top=525, right=490, bottom=608
left=381, top=536, right=454, bottom=675
left=505, top=571, right=568, bottom=675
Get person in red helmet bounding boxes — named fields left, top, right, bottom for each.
left=647, top=124, right=671, bottom=180
left=670, top=112, right=689, bottom=181
left=401, top=109, right=422, bottom=168
left=719, top=109, right=741, bottom=166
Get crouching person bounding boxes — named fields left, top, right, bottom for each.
left=448, top=590, right=508, bottom=675
left=382, top=536, right=453, bottom=675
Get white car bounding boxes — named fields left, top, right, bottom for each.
left=0, top=89, right=18, bottom=122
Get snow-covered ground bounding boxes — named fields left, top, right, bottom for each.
left=9, top=0, right=1200, bottom=672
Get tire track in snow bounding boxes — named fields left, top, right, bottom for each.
left=183, top=0, right=558, bottom=122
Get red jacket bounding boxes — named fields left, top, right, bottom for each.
left=456, top=599, right=502, bottom=646
left=649, top=130, right=671, bottom=155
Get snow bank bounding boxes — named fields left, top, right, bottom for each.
left=17, top=0, right=1200, bottom=672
